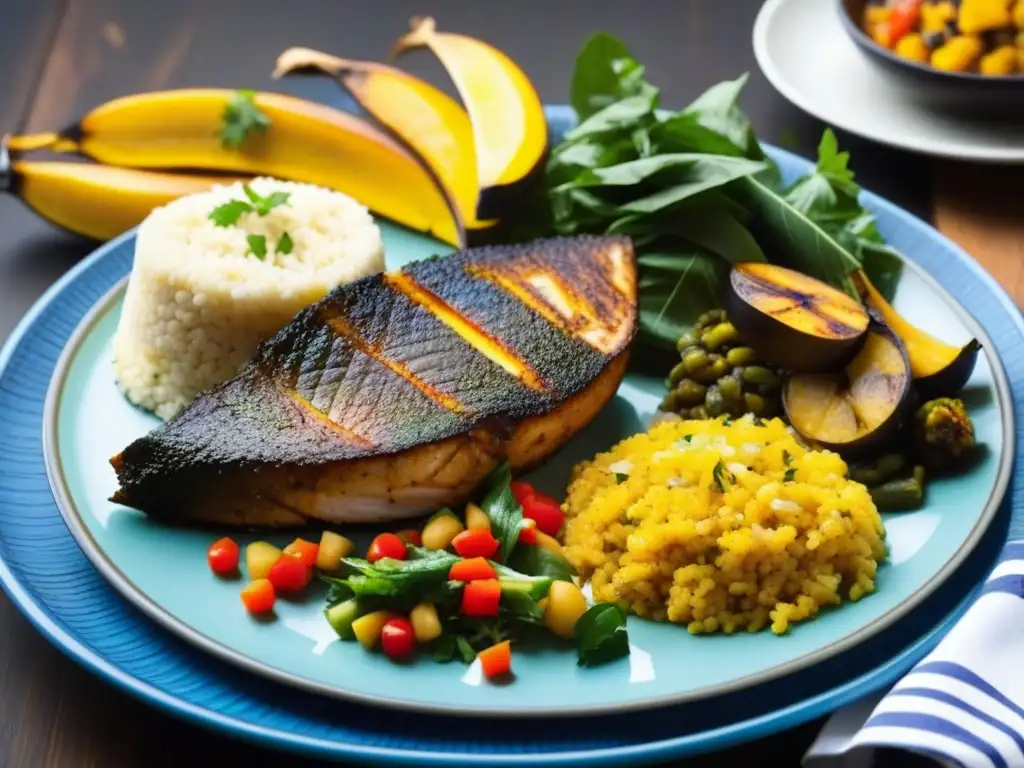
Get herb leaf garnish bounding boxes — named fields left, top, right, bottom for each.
left=575, top=603, right=630, bottom=667
left=219, top=89, right=271, bottom=149
left=712, top=460, right=734, bottom=492
left=276, top=231, right=294, bottom=254
left=478, top=462, right=524, bottom=563
left=246, top=234, right=267, bottom=260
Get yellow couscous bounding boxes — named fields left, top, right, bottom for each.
left=562, top=416, right=887, bottom=635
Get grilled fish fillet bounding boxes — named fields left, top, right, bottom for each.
left=110, top=235, right=636, bottom=526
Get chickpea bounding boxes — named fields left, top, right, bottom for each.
left=422, top=513, right=464, bottom=551
left=410, top=602, right=443, bottom=643
left=465, top=502, right=491, bottom=532
left=543, top=581, right=589, bottom=639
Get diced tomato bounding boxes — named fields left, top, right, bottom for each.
left=240, top=578, right=275, bottom=614
left=510, top=480, right=535, bottom=506
left=282, top=538, right=319, bottom=568
left=207, top=537, right=240, bottom=575
left=461, top=578, right=501, bottom=617
left=478, top=640, right=512, bottom=680
left=367, top=533, right=408, bottom=563
left=267, top=553, right=312, bottom=593
left=449, top=557, right=497, bottom=582
left=521, top=492, right=564, bottom=537
left=380, top=617, right=417, bottom=659
left=396, top=529, right=422, bottom=547
left=451, top=529, right=500, bottom=559
left=518, top=519, right=537, bottom=546
left=888, top=0, right=923, bottom=44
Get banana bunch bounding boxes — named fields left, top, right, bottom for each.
left=4, top=17, right=548, bottom=246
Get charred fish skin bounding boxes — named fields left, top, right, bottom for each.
left=111, top=235, right=637, bottom=524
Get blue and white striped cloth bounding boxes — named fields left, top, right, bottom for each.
left=805, top=541, right=1024, bottom=768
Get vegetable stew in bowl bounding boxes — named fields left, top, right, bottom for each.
left=839, top=0, right=1024, bottom=111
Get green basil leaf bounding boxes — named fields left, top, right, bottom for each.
left=650, top=111, right=747, bottom=157
left=570, top=32, right=654, bottom=120
left=499, top=588, right=545, bottom=624
left=432, top=635, right=457, bottom=663
left=637, top=251, right=729, bottom=347
left=561, top=153, right=764, bottom=191
left=478, top=462, right=523, bottom=563
left=321, top=575, right=355, bottom=606
left=739, top=176, right=861, bottom=288
left=566, top=93, right=658, bottom=141
left=662, top=206, right=766, bottom=264
left=682, top=74, right=764, bottom=160
left=507, top=545, right=577, bottom=583
left=575, top=603, right=630, bottom=667
left=456, top=635, right=479, bottom=664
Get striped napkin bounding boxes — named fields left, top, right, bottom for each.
left=804, top=541, right=1024, bottom=768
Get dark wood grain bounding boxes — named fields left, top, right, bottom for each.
left=0, top=1, right=994, bottom=767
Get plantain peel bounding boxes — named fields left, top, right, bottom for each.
left=110, top=236, right=637, bottom=527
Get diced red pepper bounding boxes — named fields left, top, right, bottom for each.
left=521, top=492, right=564, bottom=537
left=267, top=553, right=312, bottom=593
left=888, top=0, right=922, bottom=44
left=510, top=480, right=535, bottom=506
left=397, top=529, right=422, bottom=547
left=518, top=519, right=537, bottom=546
left=240, top=578, right=276, bottom=614
left=451, top=529, right=500, bottom=559
left=207, top=537, right=240, bottom=575
left=478, top=640, right=512, bottom=680
left=380, top=617, right=417, bottom=659
left=367, top=533, right=408, bottom=563
left=461, top=578, right=501, bottom=617
left=449, top=557, right=497, bottom=582
left=282, top=538, right=319, bottom=568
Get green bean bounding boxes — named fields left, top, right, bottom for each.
left=868, top=476, right=925, bottom=512
left=704, top=386, right=725, bottom=417
left=675, top=379, right=707, bottom=406
left=742, top=366, right=778, bottom=387
left=701, top=322, right=740, bottom=351
left=676, top=333, right=696, bottom=353
left=726, top=347, right=757, bottom=367
left=668, top=361, right=689, bottom=387
left=743, top=392, right=766, bottom=415
left=718, top=376, right=742, bottom=401
left=682, top=349, right=710, bottom=374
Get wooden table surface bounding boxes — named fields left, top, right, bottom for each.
left=0, top=2, right=1016, bottom=766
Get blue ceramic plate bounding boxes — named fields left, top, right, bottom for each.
left=39, top=125, right=1011, bottom=718
left=0, top=112, right=1016, bottom=763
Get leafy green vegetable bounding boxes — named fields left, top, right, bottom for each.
left=336, top=547, right=458, bottom=599
left=456, top=635, right=478, bottom=663
left=492, top=561, right=557, bottom=598
left=784, top=467, right=797, bottom=482
left=571, top=32, right=655, bottom=121
left=219, top=89, right=271, bottom=149
left=503, top=33, right=909, bottom=348
left=323, top=575, right=355, bottom=607
left=478, top=463, right=524, bottom=563
left=500, top=588, right=545, bottom=624
left=574, top=604, right=630, bottom=667
left=276, top=231, right=294, bottom=255
left=246, top=234, right=267, bottom=260
left=507, top=546, right=577, bottom=584
left=637, top=252, right=729, bottom=347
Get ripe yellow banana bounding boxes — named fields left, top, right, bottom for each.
left=7, top=159, right=247, bottom=241
left=7, top=89, right=463, bottom=245
left=392, top=17, right=548, bottom=220
left=273, top=47, right=493, bottom=232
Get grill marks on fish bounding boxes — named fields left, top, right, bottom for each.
left=111, top=236, right=638, bottom=522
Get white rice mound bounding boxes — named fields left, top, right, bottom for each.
left=113, top=177, right=384, bottom=420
